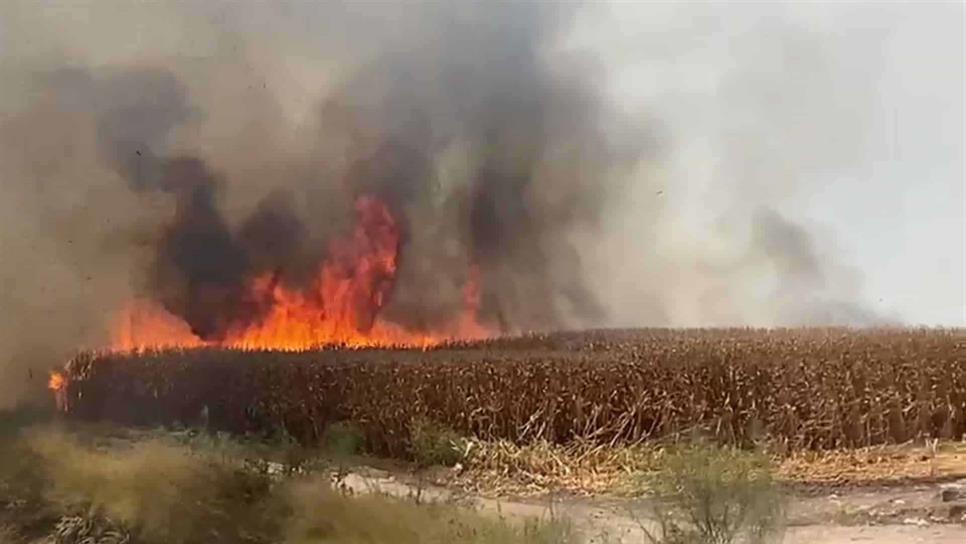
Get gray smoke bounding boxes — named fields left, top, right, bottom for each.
left=751, top=209, right=884, bottom=326
left=0, top=0, right=933, bottom=407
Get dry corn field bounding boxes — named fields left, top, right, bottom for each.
left=58, top=328, right=965, bottom=458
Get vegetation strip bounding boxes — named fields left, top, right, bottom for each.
left=57, top=329, right=965, bottom=458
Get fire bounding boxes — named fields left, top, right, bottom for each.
left=112, top=299, right=206, bottom=351
left=110, top=195, right=490, bottom=352
left=48, top=371, right=66, bottom=392
left=48, top=371, right=68, bottom=412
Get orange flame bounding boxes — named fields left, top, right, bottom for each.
left=112, top=299, right=206, bottom=351
left=48, top=371, right=68, bottom=412
left=109, top=195, right=490, bottom=352
left=48, top=371, right=66, bottom=392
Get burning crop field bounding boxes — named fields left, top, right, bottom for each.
left=53, top=328, right=965, bottom=459
left=1, top=1, right=965, bottom=542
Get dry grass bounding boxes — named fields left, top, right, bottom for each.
left=26, top=428, right=276, bottom=543
left=453, top=439, right=664, bottom=496
left=443, top=438, right=966, bottom=497
left=0, top=421, right=574, bottom=544
left=777, top=441, right=966, bottom=485
left=282, top=477, right=571, bottom=544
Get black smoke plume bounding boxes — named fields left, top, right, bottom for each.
left=54, top=3, right=645, bottom=339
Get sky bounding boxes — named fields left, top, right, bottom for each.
left=574, top=1, right=964, bottom=326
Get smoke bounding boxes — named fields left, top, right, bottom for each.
left=16, top=2, right=638, bottom=341
left=750, top=209, right=883, bottom=326
left=0, top=0, right=936, bottom=405
left=573, top=2, right=942, bottom=327
left=320, top=2, right=642, bottom=331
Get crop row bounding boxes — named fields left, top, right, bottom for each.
left=59, top=328, right=966, bottom=456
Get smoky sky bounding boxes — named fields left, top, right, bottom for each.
left=12, top=2, right=645, bottom=341
left=0, top=0, right=932, bottom=406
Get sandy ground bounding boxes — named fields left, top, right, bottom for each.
left=338, top=468, right=966, bottom=543
left=81, top=428, right=966, bottom=542
left=784, top=525, right=964, bottom=544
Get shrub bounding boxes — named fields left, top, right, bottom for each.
left=643, top=444, right=785, bottom=544
left=409, top=417, right=467, bottom=467
left=322, top=421, right=365, bottom=457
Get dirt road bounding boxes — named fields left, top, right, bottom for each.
left=340, top=468, right=966, bottom=543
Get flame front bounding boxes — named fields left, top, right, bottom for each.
left=110, top=195, right=490, bottom=352
left=112, top=299, right=206, bottom=351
